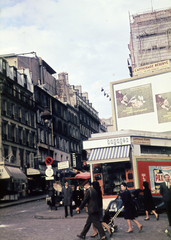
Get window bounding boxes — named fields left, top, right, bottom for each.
left=141, top=145, right=171, bottom=155
left=102, top=162, right=127, bottom=195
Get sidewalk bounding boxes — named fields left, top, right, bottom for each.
left=0, top=194, right=46, bottom=208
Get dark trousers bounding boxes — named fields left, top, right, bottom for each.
left=165, top=200, right=171, bottom=226
left=81, top=212, right=105, bottom=238
left=65, top=205, right=73, bottom=217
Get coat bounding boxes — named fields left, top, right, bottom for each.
left=144, top=188, right=155, bottom=211
left=79, top=187, right=100, bottom=214
left=160, top=182, right=171, bottom=202
left=62, top=186, right=73, bottom=206
left=73, top=188, right=84, bottom=207
left=121, top=189, right=138, bottom=220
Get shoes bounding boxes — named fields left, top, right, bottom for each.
left=138, top=225, right=143, bottom=232
left=77, top=235, right=85, bottom=239
left=97, top=236, right=107, bottom=240
left=156, top=214, right=159, bottom=220
left=126, top=230, right=133, bottom=233
left=91, top=233, right=98, bottom=238
left=144, top=218, right=150, bottom=221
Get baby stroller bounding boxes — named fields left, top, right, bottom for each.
left=103, top=206, right=124, bottom=233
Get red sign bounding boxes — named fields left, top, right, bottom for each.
left=45, top=157, right=53, bottom=165
left=83, top=161, right=87, bottom=166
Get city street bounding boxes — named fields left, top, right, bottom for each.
left=0, top=199, right=170, bottom=240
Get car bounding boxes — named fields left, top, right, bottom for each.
left=105, top=188, right=165, bottom=218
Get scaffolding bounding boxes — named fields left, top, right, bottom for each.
left=128, top=8, right=171, bottom=72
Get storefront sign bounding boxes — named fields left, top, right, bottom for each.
left=107, top=136, right=130, bottom=146
left=134, top=60, right=170, bottom=76
left=58, top=161, right=69, bottom=170
left=72, top=153, right=76, bottom=168
left=133, top=137, right=151, bottom=145
left=83, top=136, right=131, bottom=149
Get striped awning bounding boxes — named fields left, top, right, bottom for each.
left=87, top=145, right=130, bottom=164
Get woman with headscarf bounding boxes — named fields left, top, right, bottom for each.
left=120, top=182, right=142, bottom=233
left=143, top=181, right=159, bottom=220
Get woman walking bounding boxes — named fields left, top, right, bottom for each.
left=120, top=182, right=142, bottom=233
left=143, top=181, right=159, bottom=220
left=91, top=181, right=112, bottom=238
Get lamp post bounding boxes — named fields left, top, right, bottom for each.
left=41, top=108, right=54, bottom=200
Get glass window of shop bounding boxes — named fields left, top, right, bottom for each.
left=102, top=162, right=126, bottom=195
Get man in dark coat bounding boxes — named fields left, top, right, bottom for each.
left=76, top=181, right=106, bottom=240
left=160, top=174, right=171, bottom=227
left=62, top=180, right=73, bottom=218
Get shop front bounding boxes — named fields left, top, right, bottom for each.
left=83, top=130, right=171, bottom=208
left=0, top=164, right=27, bottom=200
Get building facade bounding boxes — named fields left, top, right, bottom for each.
left=0, top=57, right=37, bottom=200
left=128, top=8, right=171, bottom=75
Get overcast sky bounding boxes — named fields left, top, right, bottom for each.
left=0, top=0, right=170, bottom=119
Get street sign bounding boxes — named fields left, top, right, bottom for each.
left=45, top=156, right=53, bottom=165
left=45, top=176, right=54, bottom=180
left=45, top=168, right=54, bottom=177
left=83, top=161, right=87, bottom=166
left=58, top=161, right=69, bottom=170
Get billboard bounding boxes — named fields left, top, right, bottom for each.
left=136, top=159, right=171, bottom=195
left=110, top=69, right=171, bottom=132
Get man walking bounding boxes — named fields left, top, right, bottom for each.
left=76, top=181, right=106, bottom=240
left=160, top=174, right=171, bottom=227
left=62, top=180, right=73, bottom=218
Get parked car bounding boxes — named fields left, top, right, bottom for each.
left=105, top=189, right=165, bottom=218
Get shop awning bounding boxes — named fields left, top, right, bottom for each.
left=0, top=166, right=27, bottom=180
left=87, top=145, right=130, bottom=164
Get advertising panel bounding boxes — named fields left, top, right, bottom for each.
left=110, top=69, right=171, bottom=132
left=136, top=159, right=171, bottom=195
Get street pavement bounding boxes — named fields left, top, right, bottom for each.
left=0, top=196, right=171, bottom=240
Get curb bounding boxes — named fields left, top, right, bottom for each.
left=0, top=195, right=46, bottom=208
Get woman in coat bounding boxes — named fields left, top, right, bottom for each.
left=143, top=181, right=159, bottom=220
left=120, top=182, right=142, bottom=233
left=91, top=181, right=112, bottom=237
left=73, top=184, right=84, bottom=213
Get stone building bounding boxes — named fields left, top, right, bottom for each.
left=0, top=57, right=37, bottom=200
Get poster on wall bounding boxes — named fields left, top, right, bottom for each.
left=115, top=83, right=154, bottom=118
left=155, top=91, right=171, bottom=123
left=149, top=166, right=171, bottom=194
left=137, top=159, right=171, bottom=195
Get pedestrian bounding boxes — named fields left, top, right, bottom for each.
left=76, top=181, right=106, bottom=240
left=62, top=180, right=73, bottom=218
left=160, top=174, right=171, bottom=227
left=143, top=181, right=159, bottom=220
left=91, top=181, right=112, bottom=238
left=73, top=183, right=84, bottom=213
left=120, top=182, right=142, bottom=233
left=53, top=181, right=63, bottom=207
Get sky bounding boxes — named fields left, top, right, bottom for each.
left=0, top=0, right=171, bottom=119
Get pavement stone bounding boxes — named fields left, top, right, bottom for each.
left=1, top=196, right=171, bottom=240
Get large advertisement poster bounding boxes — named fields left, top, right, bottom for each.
left=116, top=83, right=154, bottom=118
left=111, top=70, right=171, bottom=132
left=155, top=91, right=171, bottom=123
left=149, top=166, right=171, bottom=193
left=137, top=159, right=171, bottom=195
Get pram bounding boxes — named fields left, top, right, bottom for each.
left=103, top=206, right=124, bottom=233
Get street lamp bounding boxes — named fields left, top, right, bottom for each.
left=41, top=108, right=52, bottom=156
left=41, top=108, right=54, bottom=203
